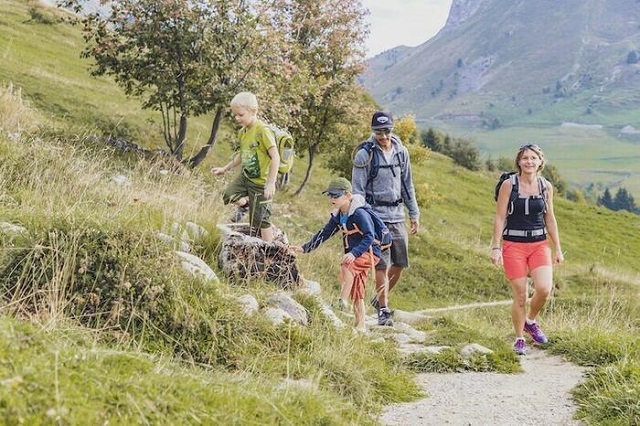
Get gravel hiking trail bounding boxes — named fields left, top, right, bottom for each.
left=380, top=302, right=588, bottom=425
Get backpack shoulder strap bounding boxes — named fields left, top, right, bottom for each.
left=509, top=174, right=519, bottom=199
left=506, top=174, right=519, bottom=215
left=353, top=140, right=374, bottom=168
left=364, top=143, right=379, bottom=181
left=538, top=176, right=549, bottom=212
left=389, top=135, right=408, bottom=168
left=538, top=176, right=547, bottom=194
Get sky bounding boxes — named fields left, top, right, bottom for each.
left=42, top=0, right=451, bottom=57
left=361, top=0, right=454, bottom=57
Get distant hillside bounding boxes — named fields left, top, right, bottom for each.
left=361, top=0, right=640, bottom=127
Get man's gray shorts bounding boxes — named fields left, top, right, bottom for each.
left=376, top=221, right=409, bottom=270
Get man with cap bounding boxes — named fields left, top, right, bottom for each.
left=290, top=177, right=381, bottom=332
left=352, top=111, right=420, bottom=326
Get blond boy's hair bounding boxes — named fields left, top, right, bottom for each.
left=230, top=92, right=258, bottom=113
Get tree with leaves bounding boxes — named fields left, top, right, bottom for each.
left=449, top=138, right=481, bottom=171
left=65, top=0, right=372, bottom=193
left=63, top=0, right=292, bottom=166
left=613, top=187, right=637, bottom=212
left=393, top=115, right=419, bottom=145
left=269, top=0, right=369, bottom=194
left=598, top=188, right=614, bottom=209
left=541, top=164, right=566, bottom=197
left=321, top=86, right=376, bottom=180
left=420, top=127, right=444, bottom=152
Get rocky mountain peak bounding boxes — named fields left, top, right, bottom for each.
left=441, top=0, right=491, bottom=33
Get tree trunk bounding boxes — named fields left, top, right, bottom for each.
left=294, top=144, right=316, bottom=196
left=174, top=114, right=188, bottom=160
left=188, top=106, right=224, bottom=168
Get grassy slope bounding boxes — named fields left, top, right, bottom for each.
left=0, top=1, right=638, bottom=424
left=0, top=0, right=217, bottom=158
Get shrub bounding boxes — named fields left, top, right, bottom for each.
left=449, top=138, right=481, bottom=171
left=414, top=182, right=443, bottom=209
left=0, top=225, right=181, bottom=331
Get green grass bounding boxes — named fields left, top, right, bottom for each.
left=0, top=317, right=383, bottom=425
left=0, top=0, right=639, bottom=424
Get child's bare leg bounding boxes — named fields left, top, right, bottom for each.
left=234, top=196, right=248, bottom=207
left=341, top=266, right=354, bottom=308
left=340, top=265, right=354, bottom=301
left=260, top=226, right=274, bottom=242
left=353, top=298, right=366, bottom=331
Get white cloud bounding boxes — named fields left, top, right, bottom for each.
left=361, top=0, right=453, bottom=56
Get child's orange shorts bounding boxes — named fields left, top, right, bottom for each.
left=502, top=240, right=551, bottom=280
left=340, top=251, right=378, bottom=302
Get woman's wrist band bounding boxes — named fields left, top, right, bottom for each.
left=491, top=247, right=501, bottom=251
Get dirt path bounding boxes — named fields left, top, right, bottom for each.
left=380, top=304, right=588, bottom=425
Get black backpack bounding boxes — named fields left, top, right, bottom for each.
left=495, top=172, right=548, bottom=214
left=360, top=206, right=392, bottom=251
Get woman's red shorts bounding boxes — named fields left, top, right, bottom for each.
left=502, top=240, right=551, bottom=280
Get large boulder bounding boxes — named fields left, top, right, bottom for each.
left=217, top=223, right=301, bottom=289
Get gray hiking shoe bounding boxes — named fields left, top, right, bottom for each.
left=230, top=204, right=249, bottom=223
left=377, top=307, right=393, bottom=326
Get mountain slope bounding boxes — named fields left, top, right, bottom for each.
left=362, top=0, right=640, bottom=125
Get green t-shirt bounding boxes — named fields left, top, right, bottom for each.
left=238, top=120, right=277, bottom=185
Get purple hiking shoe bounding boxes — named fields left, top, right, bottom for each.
left=513, top=338, right=527, bottom=355
left=524, top=321, right=548, bottom=344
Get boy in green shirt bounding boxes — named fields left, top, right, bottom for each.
left=212, top=92, right=280, bottom=241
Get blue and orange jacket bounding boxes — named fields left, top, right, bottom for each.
left=301, top=194, right=382, bottom=259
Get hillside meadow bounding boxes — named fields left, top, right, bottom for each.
left=443, top=122, right=640, bottom=199
left=0, top=1, right=639, bottom=424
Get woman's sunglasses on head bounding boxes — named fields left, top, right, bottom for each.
left=519, top=143, right=541, bottom=151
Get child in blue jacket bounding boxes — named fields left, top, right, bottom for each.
left=291, top=177, right=380, bottom=332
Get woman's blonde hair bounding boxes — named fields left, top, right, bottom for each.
left=516, top=143, right=545, bottom=172
left=230, top=91, right=258, bottom=113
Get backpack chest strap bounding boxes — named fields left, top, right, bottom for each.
left=341, top=223, right=363, bottom=236
left=342, top=223, right=387, bottom=247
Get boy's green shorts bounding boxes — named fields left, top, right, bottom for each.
left=223, top=173, right=272, bottom=229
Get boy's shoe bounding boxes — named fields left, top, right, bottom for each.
left=377, top=308, right=393, bottom=326
left=524, top=321, right=548, bottom=344
left=333, top=298, right=349, bottom=312
left=370, top=295, right=380, bottom=311
left=230, top=204, right=249, bottom=223
left=513, top=338, right=527, bottom=355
